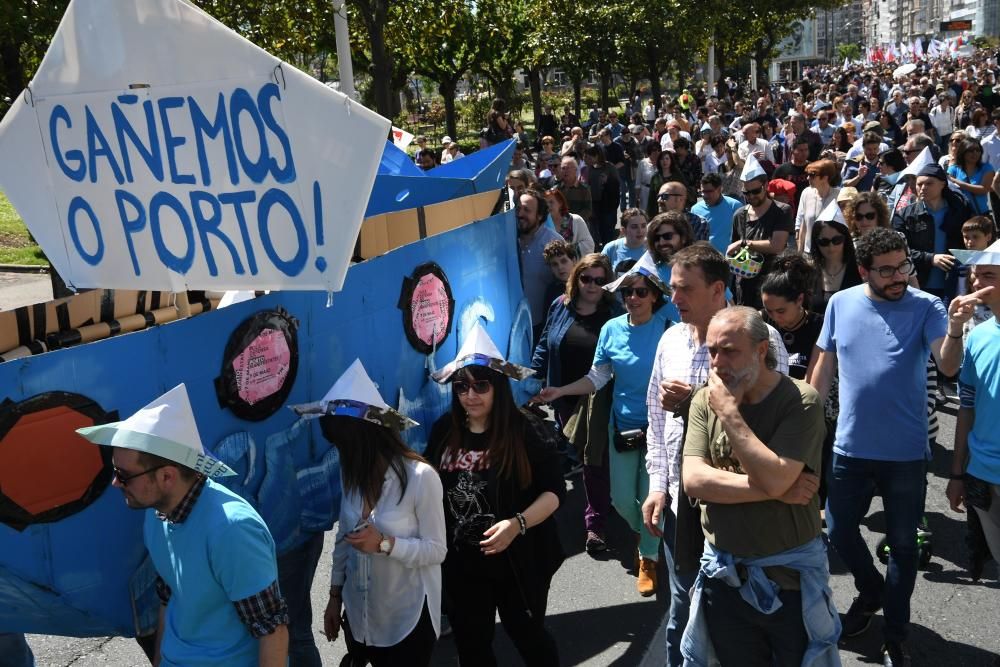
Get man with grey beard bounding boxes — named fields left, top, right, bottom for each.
left=679, top=306, right=837, bottom=666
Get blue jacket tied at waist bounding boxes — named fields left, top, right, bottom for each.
left=681, top=536, right=841, bottom=667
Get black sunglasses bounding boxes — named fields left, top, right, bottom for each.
left=817, top=235, right=845, bottom=247
left=855, top=210, right=878, bottom=221
left=658, top=192, right=685, bottom=200
left=620, top=286, right=651, bottom=299
left=579, top=274, right=609, bottom=286
left=113, top=465, right=166, bottom=486
left=653, top=231, right=677, bottom=242
left=742, top=186, right=765, bottom=196
left=453, top=380, right=492, bottom=395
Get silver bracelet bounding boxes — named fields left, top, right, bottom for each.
left=515, top=512, right=527, bottom=536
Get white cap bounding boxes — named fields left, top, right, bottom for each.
left=817, top=199, right=846, bottom=225
left=741, top=153, right=767, bottom=182
left=289, top=359, right=417, bottom=429
left=603, top=251, right=670, bottom=296
left=442, top=135, right=453, bottom=145
left=76, top=384, right=235, bottom=477
left=432, top=321, right=534, bottom=383
left=952, top=239, right=1000, bottom=267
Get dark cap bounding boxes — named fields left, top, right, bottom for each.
left=917, top=163, right=948, bottom=181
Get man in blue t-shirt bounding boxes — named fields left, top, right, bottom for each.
left=946, top=250, right=1000, bottom=576
left=810, top=228, right=979, bottom=667
left=76, top=385, right=289, bottom=667
left=691, top=173, right=741, bottom=253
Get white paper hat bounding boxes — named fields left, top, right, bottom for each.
left=741, top=153, right=767, bottom=182
left=951, top=239, right=1000, bottom=266
left=816, top=199, right=847, bottom=225
left=431, top=321, right=534, bottom=383
left=603, top=251, right=670, bottom=296
left=898, top=146, right=934, bottom=179
left=290, top=358, right=417, bottom=429
left=700, top=122, right=712, bottom=133
left=76, top=384, right=235, bottom=477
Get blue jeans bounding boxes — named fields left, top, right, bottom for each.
left=0, top=634, right=34, bottom=667
left=662, top=509, right=697, bottom=667
left=277, top=531, right=325, bottom=667
left=825, top=453, right=926, bottom=643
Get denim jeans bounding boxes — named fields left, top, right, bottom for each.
left=825, top=453, right=926, bottom=643
left=662, top=509, right=697, bottom=667
left=0, top=634, right=34, bottom=667
left=701, top=577, right=807, bottom=667
left=277, top=531, right=325, bottom=667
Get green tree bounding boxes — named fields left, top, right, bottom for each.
left=393, top=0, right=481, bottom=139
left=538, top=0, right=596, bottom=116
left=836, top=43, right=862, bottom=63
left=0, top=0, right=69, bottom=117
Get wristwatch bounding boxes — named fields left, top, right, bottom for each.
left=378, top=533, right=392, bottom=555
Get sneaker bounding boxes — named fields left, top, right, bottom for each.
left=585, top=530, right=607, bottom=554
left=842, top=595, right=881, bottom=637
left=881, top=640, right=910, bottom=666
left=637, top=558, right=657, bottom=597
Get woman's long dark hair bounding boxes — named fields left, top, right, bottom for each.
left=809, top=219, right=861, bottom=284
left=446, top=364, right=532, bottom=488
left=320, top=415, right=426, bottom=509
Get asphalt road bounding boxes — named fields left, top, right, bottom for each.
left=0, top=270, right=51, bottom=311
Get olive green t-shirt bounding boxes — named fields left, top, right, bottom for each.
left=683, top=375, right=825, bottom=589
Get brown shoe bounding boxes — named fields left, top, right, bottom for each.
left=637, top=558, right=657, bottom=597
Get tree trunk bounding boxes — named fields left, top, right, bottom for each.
left=599, top=69, right=610, bottom=111
left=356, top=0, right=396, bottom=119
left=645, top=45, right=662, bottom=111
left=572, top=78, right=583, bottom=118
left=440, top=79, right=459, bottom=140
left=528, top=68, right=543, bottom=130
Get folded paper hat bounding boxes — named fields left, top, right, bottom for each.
left=817, top=199, right=846, bottom=224
left=951, top=239, right=1000, bottom=266
left=432, top=321, right=534, bottom=383
left=76, top=384, right=236, bottom=478
left=898, top=146, right=934, bottom=179
left=740, top=153, right=767, bottom=182
left=603, top=251, right=670, bottom=296
left=289, top=358, right=417, bottom=430
left=700, top=122, right=712, bottom=133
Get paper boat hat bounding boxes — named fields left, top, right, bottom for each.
left=289, top=359, right=417, bottom=430
left=604, top=251, right=670, bottom=296
left=77, top=384, right=235, bottom=477
left=741, top=153, right=767, bottom=182
left=431, top=321, right=534, bottom=383
left=951, top=239, right=1000, bottom=266
left=898, top=146, right=934, bottom=179
left=816, top=200, right=846, bottom=225
left=700, top=122, right=712, bottom=133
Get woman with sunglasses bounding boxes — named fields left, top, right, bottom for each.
left=296, top=361, right=445, bottom=667
left=532, top=253, right=622, bottom=553
left=538, top=257, right=671, bottom=597
left=795, top=159, right=840, bottom=252
left=808, top=213, right=861, bottom=314
left=844, top=191, right=891, bottom=240
left=427, top=323, right=565, bottom=666
left=947, top=137, right=995, bottom=217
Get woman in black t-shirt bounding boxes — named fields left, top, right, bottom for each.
left=427, top=326, right=566, bottom=666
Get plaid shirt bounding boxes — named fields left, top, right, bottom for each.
left=645, top=322, right=790, bottom=514
left=153, top=475, right=289, bottom=638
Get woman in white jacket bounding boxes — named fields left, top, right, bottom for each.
left=307, top=361, right=446, bottom=666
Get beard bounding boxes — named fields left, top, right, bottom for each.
left=720, top=360, right=760, bottom=392
left=869, top=280, right=908, bottom=301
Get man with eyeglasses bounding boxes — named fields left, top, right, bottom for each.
left=892, top=163, right=971, bottom=303
left=656, top=181, right=710, bottom=242
left=809, top=228, right=983, bottom=667
left=691, top=173, right=741, bottom=253
left=76, top=384, right=289, bottom=667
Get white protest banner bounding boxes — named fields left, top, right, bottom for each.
left=0, top=0, right=390, bottom=292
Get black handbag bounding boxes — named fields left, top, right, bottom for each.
left=612, top=415, right=647, bottom=453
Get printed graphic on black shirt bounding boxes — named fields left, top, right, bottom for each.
left=440, top=448, right=495, bottom=546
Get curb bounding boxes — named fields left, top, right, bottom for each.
left=0, top=264, right=50, bottom=274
